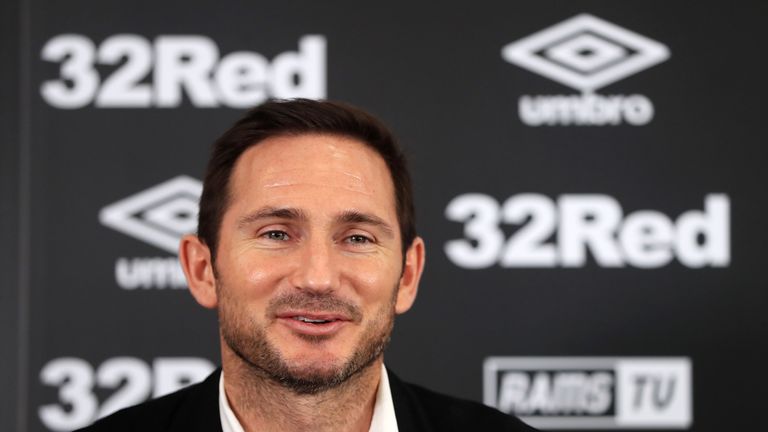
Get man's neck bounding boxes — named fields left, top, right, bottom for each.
left=221, top=346, right=381, bottom=432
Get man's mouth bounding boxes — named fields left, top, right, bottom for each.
left=293, top=316, right=337, bottom=324
left=277, top=312, right=351, bottom=336
left=278, top=311, right=350, bottom=321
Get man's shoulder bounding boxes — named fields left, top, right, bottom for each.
left=74, top=369, right=222, bottom=432
left=387, top=369, right=538, bottom=431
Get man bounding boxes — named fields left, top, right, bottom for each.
left=78, top=99, right=536, bottom=431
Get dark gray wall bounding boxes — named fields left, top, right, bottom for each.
left=2, top=1, right=21, bottom=431
left=7, top=1, right=768, bottom=431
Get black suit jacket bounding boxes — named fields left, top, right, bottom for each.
left=76, top=368, right=537, bottom=431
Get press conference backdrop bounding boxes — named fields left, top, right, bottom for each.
left=3, top=1, right=767, bottom=431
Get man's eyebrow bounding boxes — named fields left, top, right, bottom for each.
left=236, top=207, right=308, bottom=228
left=336, top=210, right=396, bottom=238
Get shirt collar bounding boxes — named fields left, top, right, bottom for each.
left=219, top=370, right=244, bottom=432
left=219, top=365, right=398, bottom=432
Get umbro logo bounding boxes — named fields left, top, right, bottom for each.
left=99, top=175, right=202, bottom=255
left=501, top=14, right=670, bottom=126
left=502, top=13, right=669, bottom=92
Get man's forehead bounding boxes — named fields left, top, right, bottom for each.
left=259, top=168, right=375, bottom=196
left=229, top=133, right=396, bottom=209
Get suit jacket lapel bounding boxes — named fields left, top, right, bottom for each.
left=166, top=368, right=224, bottom=432
left=387, top=368, right=435, bottom=432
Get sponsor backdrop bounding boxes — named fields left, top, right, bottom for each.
left=3, top=1, right=767, bottom=431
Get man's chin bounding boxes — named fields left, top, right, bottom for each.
left=274, top=336, right=357, bottom=372
left=270, top=349, right=381, bottom=395
left=283, top=357, right=345, bottom=378
left=272, top=361, right=359, bottom=395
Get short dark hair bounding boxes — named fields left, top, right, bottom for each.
left=197, top=98, right=416, bottom=261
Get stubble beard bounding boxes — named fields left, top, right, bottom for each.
left=218, top=284, right=397, bottom=395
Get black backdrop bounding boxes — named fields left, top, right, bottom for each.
left=3, top=1, right=767, bottom=431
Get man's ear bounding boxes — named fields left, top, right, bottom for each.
left=179, top=234, right=218, bottom=309
left=395, top=236, right=426, bottom=314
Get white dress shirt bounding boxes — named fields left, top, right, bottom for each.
left=219, top=365, right=398, bottom=432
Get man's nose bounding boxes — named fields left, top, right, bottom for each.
left=290, top=236, right=338, bottom=293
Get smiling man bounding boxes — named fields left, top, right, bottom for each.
left=78, top=99, right=535, bottom=432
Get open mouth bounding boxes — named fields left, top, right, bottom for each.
left=292, top=316, right=337, bottom=325
left=277, top=312, right=351, bottom=336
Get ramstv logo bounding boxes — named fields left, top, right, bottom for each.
left=99, top=176, right=201, bottom=290
left=484, top=357, right=692, bottom=430
left=501, top=14, right=670, bottom=126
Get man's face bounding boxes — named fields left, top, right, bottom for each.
left=211, top=133, right=413, bottom=393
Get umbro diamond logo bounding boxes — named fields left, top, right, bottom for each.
left=502, top=14, right=669, bottom=92
left=99, top=176, right=202, bottom=254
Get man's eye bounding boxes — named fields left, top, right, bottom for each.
left=263, top=231, right=290, bottom=241
left=347, top=234, right=372, bottom=245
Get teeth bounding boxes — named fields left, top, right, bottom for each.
left=294, top=316, right=331, bottom=324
